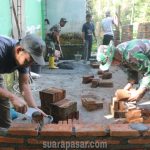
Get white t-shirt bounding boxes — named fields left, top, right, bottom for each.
left=101, top=17, right=114, bottom=36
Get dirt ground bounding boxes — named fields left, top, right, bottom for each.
left=31, top=60, right=150, bottom=125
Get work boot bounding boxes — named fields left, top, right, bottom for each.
left=49, top=56, right=59, bottom=69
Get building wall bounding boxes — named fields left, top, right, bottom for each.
left=46, top=0, right=86, bottom=33
left=0, top=0, right=12, bottom=36
left=25, top=0, right=43, bottom=36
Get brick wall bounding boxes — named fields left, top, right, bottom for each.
left=0, top=122, right=150, bottom=149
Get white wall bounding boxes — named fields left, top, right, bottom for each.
left=46, top=0, right=86, bottom=33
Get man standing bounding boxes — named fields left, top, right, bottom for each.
left=101, top=11, right=117, bottom=45
left=82, top=14, right=97, bottom=62
left=97, top=39, right=150, bottom=101
left=0, top=34, right=46, bottom=128
left=45, top=18, right=67, bottom=69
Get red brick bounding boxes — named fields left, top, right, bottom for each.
left=125, top=109, right=142, bottom=119
left=40, top=124, right=72, bottom=136
left=0, top=136, right=24, bottom=144
left=126, top=117, right=143, bottom=123
left=128, top=138, right=150, bottom=144
left=96, top=139, right=120, bottom=144
left=8, top=123, right=39, bottom=136
left=119, top=101, right=126, bottom=111
left=15, top=147, right=42, bottom=150
left=82, top=75, right=94, bottom=84
left=99, top=80, right=113, bottom=87
left=109, top=124, right=140, bottom=136
left=67, top=119, right=73, bottom=124
left=39, top=87, right=66, bottom=103
left=81, top=97, right=103, bottom=111
left=114, top=111, right=126, bottom=118
left=51, top=99, right=77, bottom=122
left=74, top=124, right=106, bottom=137
left=91, top=78, right=99, bottom=88
left=91, top=63, right=99, bottom=68
left=115, top=89, right=130, bottom=101
left=72, top=119, right=80, bottom=124
left=27, top=138, right=45, bottom=145
left=97, top=69, right=109, bottom=75
left=112, top=97, right=119, bottom=111
left=101, top=72, right=112, bottom=79
left=0, top=148, right=15, bottom=150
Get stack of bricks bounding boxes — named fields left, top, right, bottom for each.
left=39, top=87, right=78, bottom=123
left=91, top=70, right=113, bottom=88
left=110, top=89, right=150, bottom=123
left=82, top=70, right=113, bottom=88
left=110, top=89, right=130, bottom=119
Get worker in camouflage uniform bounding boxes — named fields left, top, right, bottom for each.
left=97, top=39, right=150, bottom=101
left=45, top=18, right=67, bottom=69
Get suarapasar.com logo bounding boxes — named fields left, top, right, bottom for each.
left=43, top=140, right=107, bottom=149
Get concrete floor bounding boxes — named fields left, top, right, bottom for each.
left=30, top=60, right=150, bottom=125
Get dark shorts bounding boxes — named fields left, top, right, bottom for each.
left=0, top=75, right=11, bottom=128
left=103, top=34, right=113, bottom=45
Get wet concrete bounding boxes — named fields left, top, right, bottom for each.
left=31, top=60, right=149, bottom=125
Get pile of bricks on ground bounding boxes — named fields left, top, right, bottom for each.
left=82, top=70, right=113, bottom=88
left=110, top=89, right=150, bottom=123
left=1, top=120, right=150, bottom=149
left=81, top=95, right=103, bottom=111
left=40, top=87, right=78, bottom=123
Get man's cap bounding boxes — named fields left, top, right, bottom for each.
left=60, top=18, right=67, bottom=22
left=20, top=34, right=46, bottom=65
left=97, top=41, right=116, bottom=71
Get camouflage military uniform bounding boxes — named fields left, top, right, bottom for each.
left=45, top=24, right=61, bottom=57
left=116, top=39, right=150, bottom=89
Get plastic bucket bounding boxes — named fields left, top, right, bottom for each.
left=30, top=64, right=41, bottom=74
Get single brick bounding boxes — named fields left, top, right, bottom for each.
left=99, top=80, right=113, bottom=87
left=0, top=136, right=24, bottom=144
left=101, top=72, right=112, bottom=79
left=91, top=78, right=99, bottom=88
left=39, top=87, right=66, bottom=103
left=97, top=69, right=109, bottom=75
left=112, top=97, right=119, bottom=111
left=128, top=138, right=150, bottom=144
left=74, top=124, right=106, bottom=137
left=27, top=138, right=47, bottom=145
left=82, top=75, right=94, bottom=84
left=115, top=89, right=130, bottom=101
left=114, top=111, right=126, bottom=118
left=126, top=117, right=143, bottom=123
left=119, top=101, right=126, bottom=111
left=0, top=148, right=15, bottom=150
left=51, top=99, right=77, bottom=122
left=15, top=147, right=42, bottom=150
left=110, top=124, right=140, bottom=136
left=141, top=109, right=150, bottom=117
left=125, top=109, right=142, bottom=119
left=91, top=63, right=99, bottom=69
left=40, top=124, right=72, bottom=136
left=96, top=139, right=120, bottom=145
left=81, top=97, right=103, bottom=111
left=8, top=123, right=39, bottom=136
